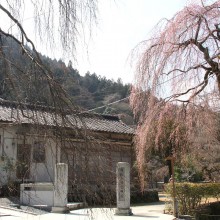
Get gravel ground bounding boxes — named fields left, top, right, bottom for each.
left=0, top=197, right=49, bottom=215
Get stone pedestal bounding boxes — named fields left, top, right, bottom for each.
left=20, top=183, right=54, bottom=206
left=115, top=162, right=133, bottom=216
left=52, top=163, right=69, bottom=213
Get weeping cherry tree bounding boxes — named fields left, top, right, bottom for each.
left=131, top=0, right=220, bottom=186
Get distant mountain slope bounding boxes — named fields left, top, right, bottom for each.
left=0, top=38, right=134, bottom=125
left=46, top=59, right=134, bottom=125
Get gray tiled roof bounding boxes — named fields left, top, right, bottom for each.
left=0, top=101, right=134, bottom=135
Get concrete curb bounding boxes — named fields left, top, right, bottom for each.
left=0, top=205, right=38, bottom=216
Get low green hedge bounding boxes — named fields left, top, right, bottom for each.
left=165, top=182, right=220, bottom=215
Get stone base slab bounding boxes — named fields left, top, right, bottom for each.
left=115, top=208, right=133, bottom=216
left=51, top=206, right=69, bottom=213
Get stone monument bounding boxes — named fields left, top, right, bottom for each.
left=52, top=163, right=69, bottom=213
left=115, top=162, right=133, bottom=215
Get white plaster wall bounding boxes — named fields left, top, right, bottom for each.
left=0, top=125, right=60, bottom=185
left=30, top=138, right=58, bottom=182
left=0, top=126, right=18, bottom=185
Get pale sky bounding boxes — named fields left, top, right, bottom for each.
left=74, top=0, right=187, bottom=84
left=1, top=0, right=188, bottom=84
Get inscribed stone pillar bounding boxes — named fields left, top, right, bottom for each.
left=52, top=163, right=69, bottom=213
left=115, top=162, right=133, bottom=215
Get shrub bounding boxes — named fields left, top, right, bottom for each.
left=194, top=201, right=220, bottom=218
left=0, top=181, right=20, bottom=197
left=165, top=182, right=220, bottom=215
left=131, top=190, right=159, bottom=203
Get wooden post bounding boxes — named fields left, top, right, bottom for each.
left=166, top=156, right=178, bottom=218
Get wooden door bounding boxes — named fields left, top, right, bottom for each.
left=16, top=144, right=31, bottom=179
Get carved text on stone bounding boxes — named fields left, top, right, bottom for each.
left=118, top=167, right=125, bottom=201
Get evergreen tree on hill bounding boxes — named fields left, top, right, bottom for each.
left=0, top=37, right=133, bottom=122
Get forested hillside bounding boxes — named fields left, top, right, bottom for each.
left=46, top=58, right=134, bottom=124
left=0, top=38, right=134, bottom=124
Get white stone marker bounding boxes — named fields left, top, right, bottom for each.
left=52, top=163, right=69, bottom=213
left=115, top=162, right=133, bottom=215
